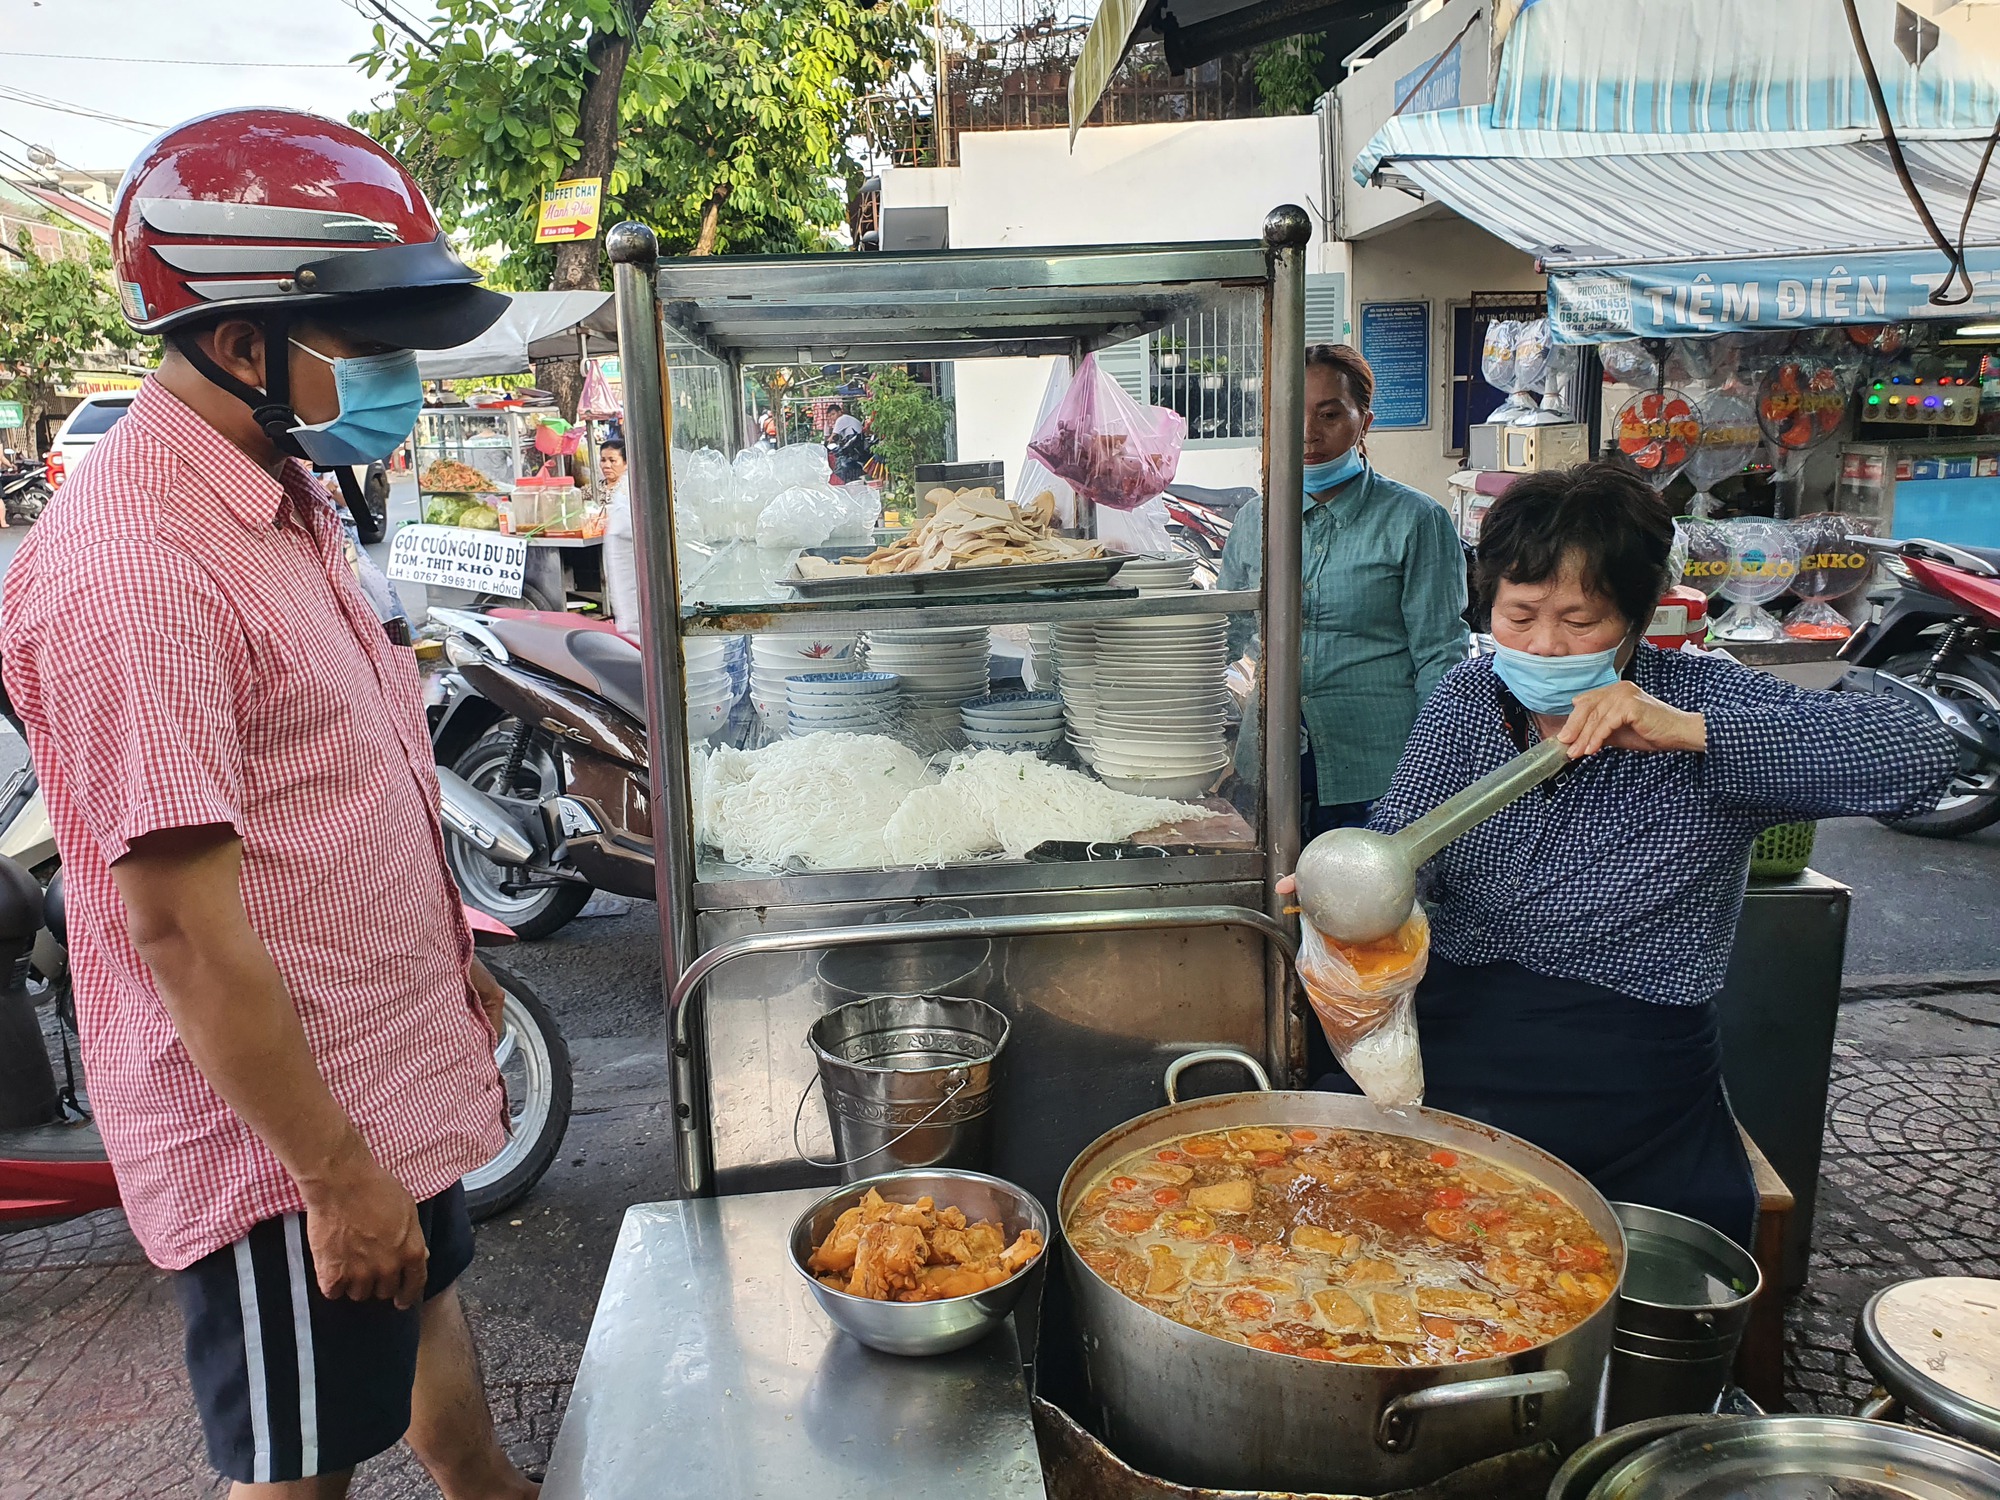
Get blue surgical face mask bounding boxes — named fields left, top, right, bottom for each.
left=286, top=340, right=424, bottom=466
left=1303, top=447, right=1364, bottom=498
left=1490, top=641, right=1623, bottom=714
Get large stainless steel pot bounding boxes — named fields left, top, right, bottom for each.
left=1058, top=1051, right=1625, bottom=1495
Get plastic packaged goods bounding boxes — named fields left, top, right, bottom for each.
left=1027, top=352, right=1186, bottom=511
left=1297, top=907, right=1430, bottom=1111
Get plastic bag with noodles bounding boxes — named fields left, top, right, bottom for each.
left=1296, top=906, right=1429, bottom=1111
left=1027, top=352, right=1185, bottom=511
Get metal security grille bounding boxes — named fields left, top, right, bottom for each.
left=1151, top=286, right=1265, bottom=443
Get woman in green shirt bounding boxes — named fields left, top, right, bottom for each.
left=1219, top=344, right=1470, bottom=835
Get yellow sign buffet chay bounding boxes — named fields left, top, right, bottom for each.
left=535, top=177, right=604, bottom=244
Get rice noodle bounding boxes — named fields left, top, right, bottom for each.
left=696, top=733, right=933, bottom=870
left=882, top=748, right=1216, bottom=864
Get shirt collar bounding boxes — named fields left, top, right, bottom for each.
left=128, top=377, right=336, bottom=532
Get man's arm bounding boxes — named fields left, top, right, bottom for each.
left=113, top=824, right=429, bottom=1308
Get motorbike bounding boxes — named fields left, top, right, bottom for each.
left=1, top=461, right=51, bottom=527
left=427, top=608, right=657, bottom=940
left=1834, top=534, right=2000, bottom=838
left=0, top=762, right=574, bottom=1228
left=1162, top=481, right=1251, bottom=587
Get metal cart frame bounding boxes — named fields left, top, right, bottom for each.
left=607, top=210, right=1311, bottom=1203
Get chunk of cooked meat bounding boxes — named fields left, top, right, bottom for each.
left=807, top=1204, right=867, bottom=1275
left=1189, top=1243, right=1233, bottom=1285
left=1416, top=1286, right=1500, bottom=1320
left=1291, top=1225, right=1361, bottom=1258
left=1226, top=1127, right=1294, bottom=1154
left=849, top=1220, right=929, bottom=1300
left=1132, top=1161, right=1196, bottom=1186
left=932, top=1217, right=1007, bottom=1266
left=1144, top=1245, right=1188, bottom=1298
left=1294, top=1155, right=1356, bottom=1190
left=1188, top=1179, right=1256, bottom=1215
left=808, top=1190, right=1043, bottom=1303
left=1370, top=1291, right=1421, bottom=1344
left=1338, top=1258, right=1401, bottom=1286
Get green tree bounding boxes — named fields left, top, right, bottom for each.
left=1254, top=32, right=1327, bottom=116
left=858, top=365, right=951, bottom=503
left=0, top=236, right=139, bottom=450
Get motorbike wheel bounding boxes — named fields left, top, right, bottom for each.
left=464, top=962, right=573, bottom=1221
left=1876, top=649, right=2000, bottom=838
left=6, top=482, right=50, bottom=527
left=445, top=726, right=593, bottom=939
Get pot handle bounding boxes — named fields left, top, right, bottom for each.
left=1164, top=1047, right=1271, bottom=1104
left=1376, top=1369, right=1569, bottom=1453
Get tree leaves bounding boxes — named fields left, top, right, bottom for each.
left=356, top=0, right=925, bottom=278
left=0, top=235, right=144, bottom=438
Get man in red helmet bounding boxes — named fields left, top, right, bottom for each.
left=1, top=110, right=538, bottom=1497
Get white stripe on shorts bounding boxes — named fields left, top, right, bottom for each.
left=231, top=1237, right=273, bottom=1484
left=282, top=1215, right=319, bottom=1475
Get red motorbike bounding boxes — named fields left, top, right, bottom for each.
left=1836, top=535, right=2000, bottom=838
left=0, top=844, right=570, bottom=1230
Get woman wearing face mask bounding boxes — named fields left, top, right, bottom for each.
left=597, top=439, right=637, bottom=634
left=1290, top=464, right=1956, bottom=1245
left=1219, top=344, right=1469, bottom=835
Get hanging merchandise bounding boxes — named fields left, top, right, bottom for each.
left=1678, top=517, right=1731, bottom=600
left=1756, top=359, right=1849, bottom=451
left=1664, top=337, right=1716, bottom=388
left=534, top=418, right=582, bottom=458
left=1613, top=386, right=1702, bottom=490
left=1711, top=518, right=1802, bottom=643
left=1599, top=339, right=1659, bottom=390
left=1520, top=340, right=1580, bottom=426
left=1684, top=386, right=1762, bottom=516
left=1481, top=319, right=1521, bottom=394
left=1783, top=514, right=1873, bottom=640
left=1844, top=323, right=1907, bottom=357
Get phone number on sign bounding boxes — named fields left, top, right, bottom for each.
left=387, top=523, right=528, bottom=597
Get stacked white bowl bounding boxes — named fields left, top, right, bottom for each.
left=683, top=636, right=741, bottom=743
left=1116, top=553, right=1200, bottom=594
left=1086, top=613, right=1231, bottom=796
left=785, top=671, right=902, bottom=737
left=750, top=633, right=859, bottom=728
left=863, top=627, right=991, bottom=732
left=1024, top=623, right=1055, bottom=690
left=961, top=691, right=1064, bottom=754
left=1049, top=622, right=1099, bottom=762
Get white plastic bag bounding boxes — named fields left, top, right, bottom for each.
left=1018, top=361, right=1083, bottom=528
left=1481, top=320, right=1520, bottom=394
left=1297, top=908, right=1429, bottom=1111
left=1096, top=495, right=1175, bottom=555
left=756, top=484, right=847, bottom=549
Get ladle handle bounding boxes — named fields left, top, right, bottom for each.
left=1395, top=736, right=1571, bottom=868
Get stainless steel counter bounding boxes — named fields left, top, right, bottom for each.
left=540, top=1191, right=1049, bottom=1499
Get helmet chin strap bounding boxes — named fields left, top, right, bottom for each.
left=170, top=313, right=309, bottom=460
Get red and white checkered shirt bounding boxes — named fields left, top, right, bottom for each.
left=1, top=379, right=504, bottom=1270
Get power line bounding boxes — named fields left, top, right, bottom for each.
left=0, top=84, right=160, bottom=132
left=0, top=50, right=354, bottom=69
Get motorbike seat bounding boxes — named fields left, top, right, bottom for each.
left=1953, top=542, right=2000, bottom=571
left=479, top=612, right=652, bottom=724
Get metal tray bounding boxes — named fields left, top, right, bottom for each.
left=785, top=552, right=1129, bottom=599
left=1587, top=1414, right=2000, bottom=1499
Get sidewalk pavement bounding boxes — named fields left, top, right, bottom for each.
left=4, top=992, right=1996, bottom=1496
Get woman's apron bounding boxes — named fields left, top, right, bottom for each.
left=1314, top=956, right=1758, bottom=1249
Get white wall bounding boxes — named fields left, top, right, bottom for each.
left=1346, top=215, right=1543, bottom=500
left=883, top=119, right=1341, bottom=498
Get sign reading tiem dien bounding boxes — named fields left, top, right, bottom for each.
left=388, top=524, right=528, bottom=598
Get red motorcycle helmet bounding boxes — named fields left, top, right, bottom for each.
left=111, top=108, right=506, bottom=457
left=111, top=107, right=505, bottom=348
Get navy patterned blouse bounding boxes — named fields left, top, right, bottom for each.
left=1367, top=645, right=1956, bottom=1006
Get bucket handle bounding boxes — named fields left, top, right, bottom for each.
left=1164, top=1047, right=1272, bottom=1104
left=1376, top=1369, right=1569, bottom=1452
left=791, top=1067, right=971, bottom=1172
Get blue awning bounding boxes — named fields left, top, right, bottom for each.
left=1351, top=0, right=2000, bottom=340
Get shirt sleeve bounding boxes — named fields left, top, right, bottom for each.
left=1400, top=497, right=1471, bottom=708
left=1217, top=498, right=1264, bottom=663
left=1697, top=658, right=1957, bottom=821
left=20, top=540, right=250, bottom=864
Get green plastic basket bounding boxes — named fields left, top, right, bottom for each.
left=1750, top=821, right=1817, bottom=880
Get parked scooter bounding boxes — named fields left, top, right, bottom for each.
left=1, top=461, right=51, bottom=527
left=428, top=608, right=656, bottom=939
left=1834, top=535, right=2000, bottom=838
left=0, top=779, right=573, bottom=1227
left=1162, top=481, right=1249, bottom=588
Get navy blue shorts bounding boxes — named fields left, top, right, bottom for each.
left=170, top=1181, right=474, bottom=1484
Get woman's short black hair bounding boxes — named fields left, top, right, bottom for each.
left=599, top=438, right=625, bottom=455
left=1474, top=463, right=1674, bottom=630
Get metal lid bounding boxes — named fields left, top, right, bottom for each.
left=1856, top=1276, right=2000, bottom=1450
left=1585, top=1414, right=2000, bottom=1499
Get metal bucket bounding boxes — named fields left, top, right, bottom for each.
left=815, top=903, right=992, bottom=1001
left=795, top=993, right=1010, bottom=1182
left=1605, top=1202, right=1763, bottom=1428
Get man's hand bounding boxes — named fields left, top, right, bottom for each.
left=301, top=1148, right=430, bottom=1308
left=468, top=954, right=506, bottom=1039
left=1557, top=681, right=1707, bottom=758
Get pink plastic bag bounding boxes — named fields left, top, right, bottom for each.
left=1027, top=353, right=1186, bottom=512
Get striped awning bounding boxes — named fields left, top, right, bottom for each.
left=1352, top=0, right=2000, bottom=340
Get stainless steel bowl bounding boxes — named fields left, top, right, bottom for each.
left=787, top=1168, right=1049, bottom=1357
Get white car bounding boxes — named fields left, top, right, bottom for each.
left=45, top=392, right=135, bottom=489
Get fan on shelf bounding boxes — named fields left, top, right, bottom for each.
left=1713, top=519, right=1802, bottom=643
left=1677, top=517, right=1732, bottom=603
left=1614, top=386, right=1703, bottom=490
left=1784, top=514, right=1873, bottom=640
left=1684, top=386, right=1762, bottom=517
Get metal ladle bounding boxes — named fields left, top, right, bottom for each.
left=1293, top=737, right=1572, bottom=943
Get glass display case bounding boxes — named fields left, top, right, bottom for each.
left=609, top=220, right=1311, bottom=1198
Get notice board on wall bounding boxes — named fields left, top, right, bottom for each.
left=1359, top=300, right=1431, bottom=430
